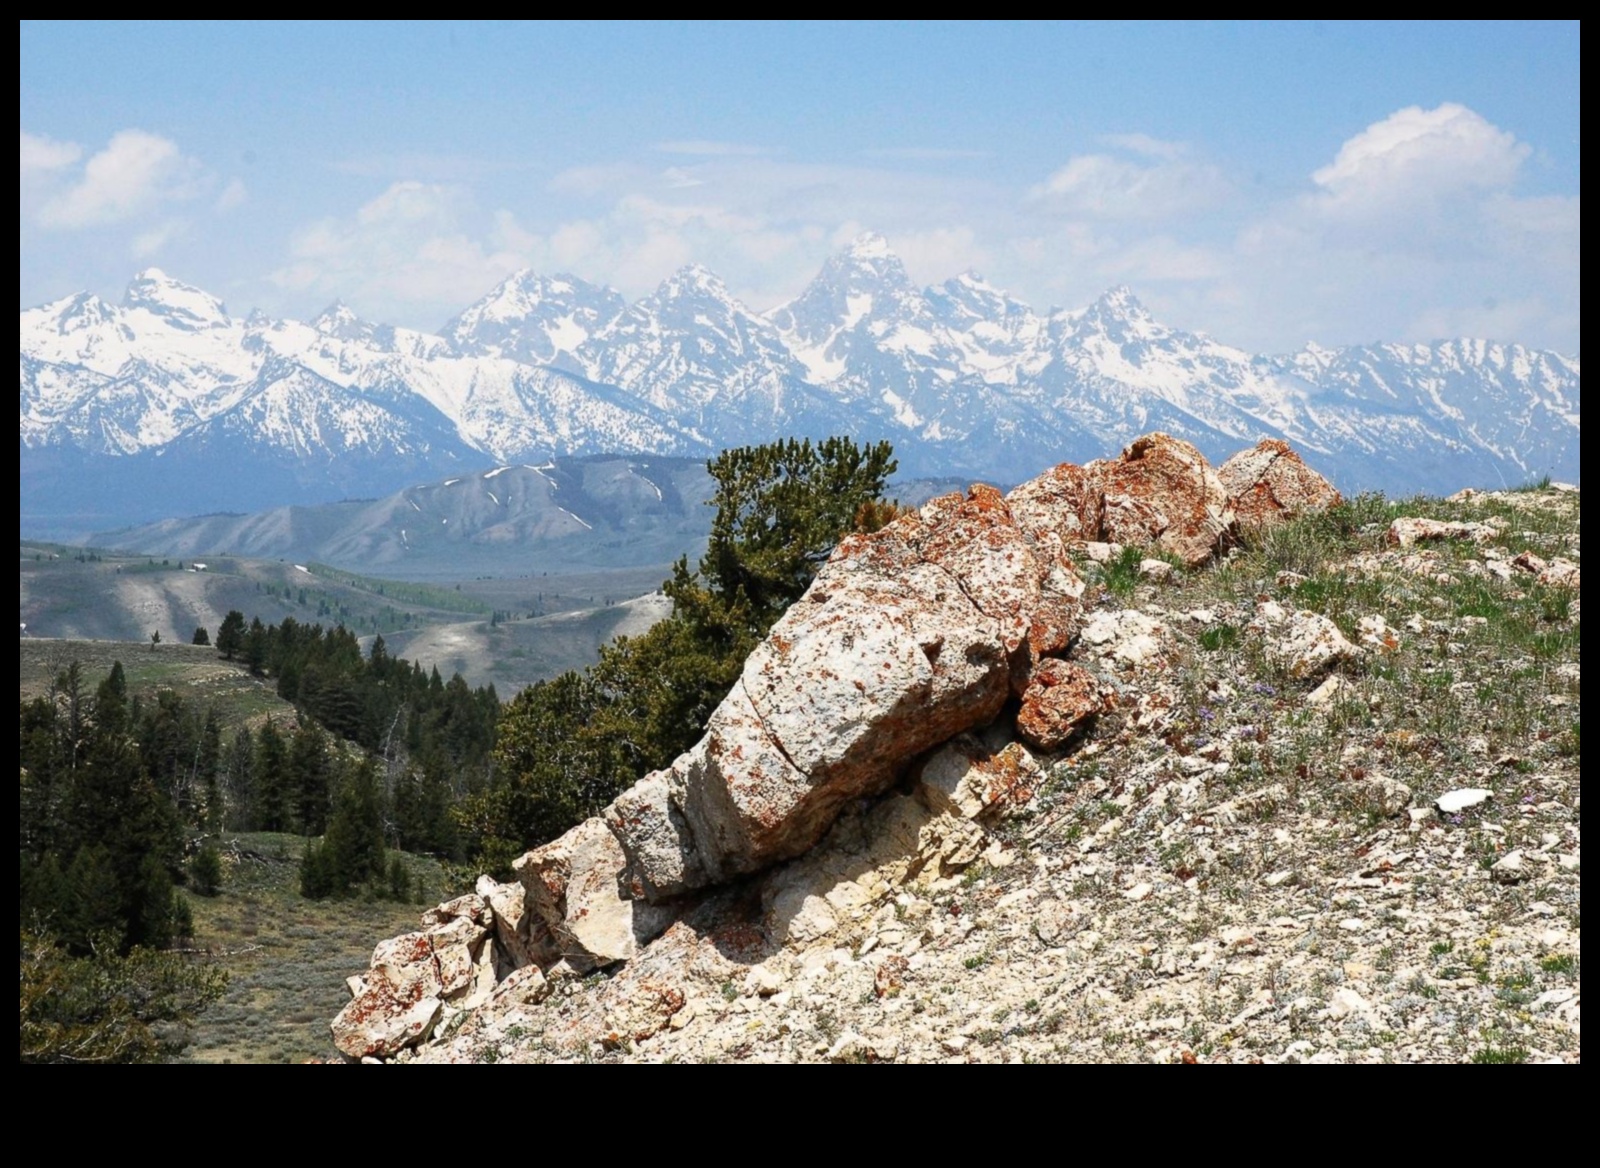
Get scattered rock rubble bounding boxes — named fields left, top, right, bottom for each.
left=332, top=435, right=1580, bottom=1064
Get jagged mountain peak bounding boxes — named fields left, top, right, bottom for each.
left=18, top=255, right=1582, bottom=537
left=443, top=269, right=625, bottom=365
left=1059, top=285, right=1164, bottom=345
left=820, top=232, right=913, bottom=289
left=311, top=300, right=359, bottom=332
left=846, top=230, right=893, bottom=259
left=122, top=269, right=230, bottom=329
left=653, top=263, right=736, bottom=302
left=586, top=261, right=811, bottom=428
left=1089, top=284, right=1149, bottom=317
left=931, top=270, right=1033, bottom=318
left=765, top=231, right=924, bottom=353
left=309, top=300, right=400, bottom=348
left=464, top=269, right=619, bottom=320
left=951, top=270, right=999, bottom=292
left=30, top=290, right=118, bottom=331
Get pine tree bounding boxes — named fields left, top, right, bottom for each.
left=221, top=726, right=256, bottom=830
left=322, top=761, right=386, bottom=894
left=96, top=662, right=128, bottom=737
left=197, top=709, right=223, bottom=831
left=386, top=854, right=412, bottom=902
left=695, top=436, right=897, bottom=632
left=64, top=846, right=123, bottom=953
left=126, top=853, right=177, bottom=952
left=242, top=617, right=268, bottom=675
left=488, top=436, right=896, bottom=860
left=290, top=721, right=332, bottom=835
left=254, top=720, right=290, bottom=832
left=215, top=610, right=245, bottom=660
left=298, top=839, right=336, bottom=899
left=189, top=845, right=223, bottom=897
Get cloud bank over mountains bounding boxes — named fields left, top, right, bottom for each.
left=19, top=104, right=1578, bottom=357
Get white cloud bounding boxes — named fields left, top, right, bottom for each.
left=892, top=226, right=989, bottom=286
left=215, top=178, right=249, bottom=212
left=355, top=180, right=457, bottom=229
left=613, top=194, right=764, bottom=236
left=548, top=163, right=646, bottom=196
left=38, top=130, right=202, bottom=228
left=131, top=220, right=185, bottom=258
left=1099, top=237, right=1228, bottom=283
left=1100, top=133, right=1186, bottom=161
left=544, top=220, right=607, bottom=270
left=271, top=181, right=527, bottom=322
left=1406, top=296, right=1554, bottom=348
left=998, top=105, right=1574, bottom=351
left=662, top=167, right=705, bottom=190
left=1029, top=146, right=1230, bottom=220
left=1311, top=103, right=1528, bottom=207
left=1203, top=104, right=1575, bottom=350
left=253, top=104, right=1574, bottom=352
left=335, top=151, right=531, bottom=181
left=20, top=130, right=82, bottom=175
left=509, top=157, right=1009, bottom=311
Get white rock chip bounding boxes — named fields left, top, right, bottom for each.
left=1435, top=788, right=1494, bottom=815
left=1490, top=850, right=1529, bottom=884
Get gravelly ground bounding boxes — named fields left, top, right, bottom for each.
left=404, top=484, right=1579, bottom=1064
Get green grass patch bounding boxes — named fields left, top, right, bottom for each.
left=181, top=832, right=450, bottom=1063
left=1470, top=1045, right=1529, bottom=1064
left=1198, top=623, right=1240, bottom=652
left=1097, top=545, right=1146, bottom=598
left=305, top=563, right=492, bottom=615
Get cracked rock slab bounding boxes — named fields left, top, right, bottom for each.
left=1218, top=438, right=1342, bottom=530
left=1096, top=433, right=1235, bottom=567
left=516, top=818, right=674, bottom=972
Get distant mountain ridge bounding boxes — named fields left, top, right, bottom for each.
left=93, top=455, right=718, bottom=579
left=91, top=455, right=975, bottom=581
left=21, top=233, right=1579, bottom=534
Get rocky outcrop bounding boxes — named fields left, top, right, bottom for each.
left=604, top=483, right=1084, bottom=902
left=319, top=473, right=1582, bottom=1065
left=334, top=433, right=1345, bottom=1060
left=1219, top=438, right=1343, bottom=529
left=331, top=895, right=498, bottom=1060
left=1095, top=433, right=1235, bottom=568
left=1004, top=460, right=1101, bottom=549
left=1510, top=551, right=1581, bottom=590
left=1010, top=432, right=1337, bottom=570
left=1015, top=659, right=1113, bottom=751
left=1249, top=599, right=1359, bottom=680
left=1385, top=516, right=1501, bottom=547
left=516, top=818, right=675, bottom=972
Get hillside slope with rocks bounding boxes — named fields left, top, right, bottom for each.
left=332, top=435, right=1580, bottom=1064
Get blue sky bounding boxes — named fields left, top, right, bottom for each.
left=20, top=21, right=1581, bottom=352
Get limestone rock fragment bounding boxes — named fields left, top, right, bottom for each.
left=1217, top=438, right=1342, bottom=530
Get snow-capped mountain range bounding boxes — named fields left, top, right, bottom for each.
left=21, top=233, right=1580, bottom=533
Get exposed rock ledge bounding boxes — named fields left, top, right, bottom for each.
left=332, top=434, right=1340, bottom=1061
